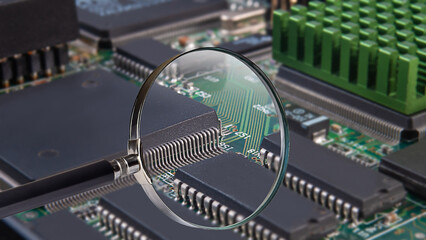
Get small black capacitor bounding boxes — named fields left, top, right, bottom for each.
left=26, top=50, right=42, bottom=80
left=12, top=54, right=27, bottom=84
left=0, top=58, right=12, bottom=88
left=40, top=47, right=56, bottom=76
left=53, top=44, right=69, bottom=73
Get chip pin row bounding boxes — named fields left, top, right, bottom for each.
left=350, top=155, right=370, bottom=167
left=45, top=174, right=138, bottom=213
left=260, top=149, right=360, bottom=222
left=45, top=128, right=223, bottom=212
left=113, top=53, right=153, bottom=81
left=276, top=77, right=404, bottom=144
left=173, top=179, right=285, bottom=240
left=72, top=205, right=98, bottom=221
left=144, top=128, right=223, bottom=176
left=46, top=128, right=222, bottom=212
left=97, top=206, right=150, bottom=240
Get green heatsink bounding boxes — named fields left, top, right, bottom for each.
left=272, top=0, right=426, bottom=115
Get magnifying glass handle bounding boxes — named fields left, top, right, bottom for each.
left=0, top=159, right=116, bottom=219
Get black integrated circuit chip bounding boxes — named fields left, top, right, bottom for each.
left=260, top=132, right=407, bottom=221
left=114, top=38, right=180, bottom=80
left=0, top=0, right=78, bottom=59
left=98, top=185, right=239, bottom=240
left=380, top=140, right=426, bottom=198
left=77, top=0, right=228, bottom=47
left=117, top=38, right=180, bottom=70
left=174, top=153, right=338, bottom=240
left=3, top=211, right=105, bottom=240
left=218, top=34, right=272, bottom=57
left=0, top=69, right=219, bottom=183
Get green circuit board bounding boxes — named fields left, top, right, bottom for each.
left=10, top=28, right=426, bottom=240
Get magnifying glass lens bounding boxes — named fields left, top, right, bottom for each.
left=137, top=48, right=288, bottom=229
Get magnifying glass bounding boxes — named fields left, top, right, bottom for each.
left=0, top=47, right=289, bottom=230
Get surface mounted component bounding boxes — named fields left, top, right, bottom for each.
left=77, top=0, right=228, bottom=48
left=217, top=34, right=273, bottom=60
left=39, top=47, right=56, bottom=77
left=53, top=44, right=70, bottom=73
left=0, top=58, right=13, bottom=88
left=380, top=140, right=426, bottom=198
left=25, top=51, right=42, bottom=80
left=275, top=65, right=426, bottom=143
left=272, top=2, right=426, bottom=115
left=114, top=38, right=180, bottom=80
left=175, top=153, right=338, bottom=240
left=3, top=211, right=105, bottom=240
left=98, top=185, right=240, bottom=240
left=327, top=142, right=353, bottom=156
left=143, top=127, right=223, bottom=176
left=350, top=153, right=378, bottom=167
left=260, top=132, right=406, bottom=221
left=330, top=123, right=342, bottom=134
left=0, top=0, right=78, bottom=59
left=284, top=103, right=329, bottom=141
left=11, top=55, right=26, bottom=84
left=0, top=69, right=219, bottom=183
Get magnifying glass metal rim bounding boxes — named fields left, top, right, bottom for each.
left=127, top=47, right=290, bottom=230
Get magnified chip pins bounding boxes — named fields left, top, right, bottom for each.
left=44, top=127, right=222, bottom=213
left=131, top=48, right=289, bottom=228
left=45, top=175, right=138, bottom=213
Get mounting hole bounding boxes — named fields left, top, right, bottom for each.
left=38, top=149, right=59, bottom=159
left=308, top=218, right=319, bottom=223
left=379, top=188, right=389, bottom=194
left=82, top=79, right=99, bottom=88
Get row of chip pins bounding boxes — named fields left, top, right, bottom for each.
left=144, top=128, right=223, bottom=176
left=260, top=149, right=360, bottom=222
left=173, top=178, right=285, bottom=240
left=113, top=53, right=152, bottom=81
left=97, top=206, right=149, bottom=240
left=0, top=44, right=69, bottom=90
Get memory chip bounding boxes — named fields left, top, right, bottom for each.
left=3, top=211, right=105, bottom=240
left=77, top=0, right=228, bottom=47
left=380, top=140, right=426, bottom=198
left=98, top=185, right=240, bottom=240
left=114, top=38, right=180, bottom=80
left=260, top=132, right=406, bottom=221
left=174, top=153, right=338, bottom=240
left=0, top=69, right=219, bottom=183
